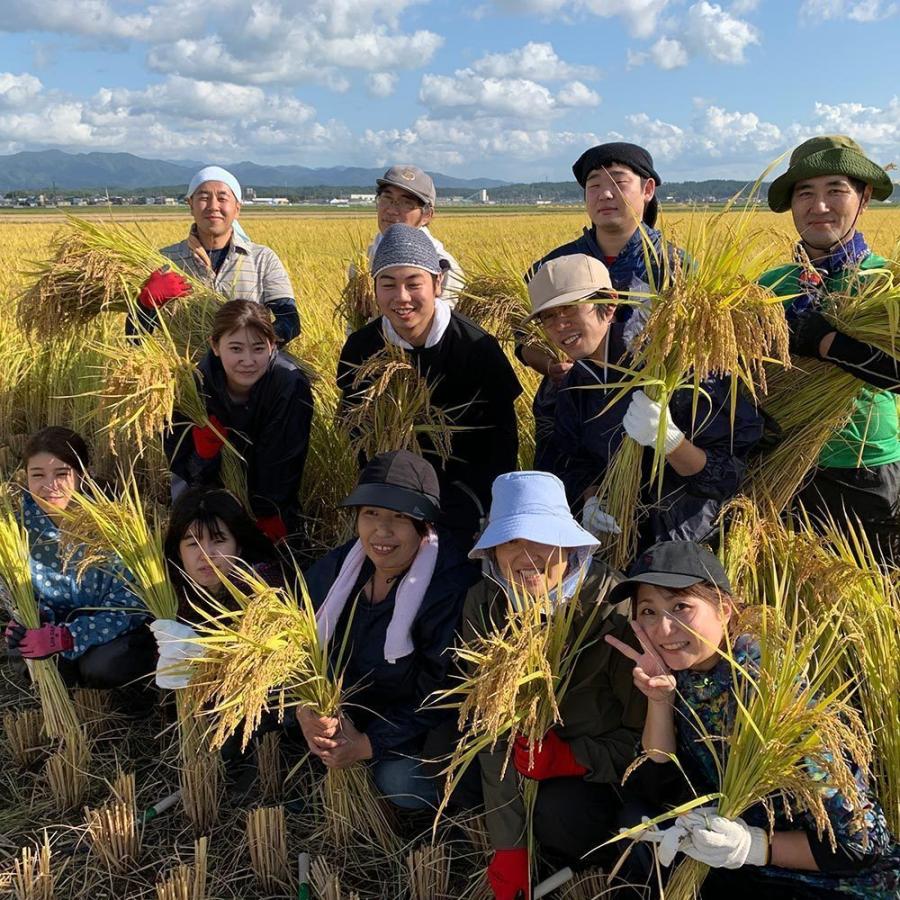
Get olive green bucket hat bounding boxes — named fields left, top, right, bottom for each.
left=768, top=135, right=894, bottom=212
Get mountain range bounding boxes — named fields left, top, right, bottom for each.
left=0, top=150, right=508, bottom=192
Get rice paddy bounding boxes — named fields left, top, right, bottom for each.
left=0, top=206, right=899, bottom=898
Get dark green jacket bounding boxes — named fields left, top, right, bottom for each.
left=460, top=562, right=646, bottom=850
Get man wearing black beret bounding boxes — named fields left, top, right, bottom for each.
left=518, top=142, right=682, bottom=474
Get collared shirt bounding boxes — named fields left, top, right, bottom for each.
left=160, top=227, right=300, bottom=342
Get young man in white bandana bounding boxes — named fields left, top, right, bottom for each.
left=135, top=166, right=300, bottom=343
left=338, top=224, right=521, bottom=549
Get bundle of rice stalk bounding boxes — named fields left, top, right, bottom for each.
left=246, top=806, right=290, bottom=892
left=189, top=564, right=397, bottom=851
left=336, top=235, right=378, bottom=333
left=84, top=775, right=141, bottom=872
left=11, top=832, right=54, bottom=900
left=4, top=709, right=48, bottom=768
left=594, top=194, right=790, bottom=569
left=456, top=247, right=561, bottom=355
left=310, top=858, right=360, bottom=900
left=559, top=867, right=608, bottom=899
left=619, top=591, right=871, bottom=900
left=177, top=686, right=222, bottom=834
left=45, top=739, right=90, bottom=812
left=341, top=346, right=460, bottom=463
left=0, top=487, right=82, bottom=744
left=786, top=514, right=900, bottom=836
left=16, top=217, right=223, bottom=340
left=155, top=837, right=208, bottom=900
left=73, top=688, right=110, bottom=738
left=430, top=574, right=602, bottom=826
left=746, top=254, right=900, bottom=513
left=407, top=842, right=451, bottom=900
left=257, top=730, right=284, bottom=802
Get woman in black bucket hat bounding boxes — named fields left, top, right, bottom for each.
left=297, top=450, right=478, bottom=810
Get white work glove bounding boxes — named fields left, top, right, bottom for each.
left=676, top=808, right=768, bottom=869
left=581, top=495, right=621, bottom=537
left=150, top=619, right=203, bottom=690
left=627, top=816, right=689, bottom=867
left=622, top=390, right=685, bottom=454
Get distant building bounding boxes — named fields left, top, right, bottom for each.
left=255, top=197, right=290, bottom=206
left=349, top=193, right=376, bottom=203
left=329, top=198, right=349, bottom=206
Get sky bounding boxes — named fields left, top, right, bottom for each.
left=0, top=0, right=899, bottom=182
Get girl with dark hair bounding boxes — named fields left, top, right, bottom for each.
left=297, top=450, right=478, bottom=809
left=3, top=427, right=155, bottom=690
left=605, top=541, right=900, bottom=899
left=165, top=299, right=313, bottom=546
left=162, top=486, right=281, bottom=621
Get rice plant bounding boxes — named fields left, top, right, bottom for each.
left=154, top=837, right=208, bottom=900
left=336, top=232, right=378, bottom=333
left=189, top=563, right=397, bottom=850
left=11, top=832, right=55, bottom=900
left=257, top=731, right=283, bottom=803
left=45, top=739, right=90, bottom=813
left=84, top=770, right=141, bottom=872
left=407, top=842, right=451, bottom=900
left=246, top=805, right=290, bottom=892
left=340, top=344, right=461, bottom=464
left=0, top=486, right=83, bottom=744
left=594, top=192, right=790, bottom=568
left=4, top=709, right=48, bottom=768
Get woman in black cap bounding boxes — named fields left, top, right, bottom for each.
left=604, top=541, right=900, bottom=899
left=296, top=450, right=479, bottom=809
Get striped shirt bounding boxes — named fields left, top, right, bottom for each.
left=160, top=228, right=300, bottom=340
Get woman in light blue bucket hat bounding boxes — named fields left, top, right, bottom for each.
left=456, top=470, right=647, bottom=898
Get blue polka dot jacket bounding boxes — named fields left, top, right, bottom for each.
left=22, top=494, right=149, bottom=659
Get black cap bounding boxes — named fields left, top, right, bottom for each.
left=607, top=541, right=731, bottom=607
left=572, top=142, right=662, bottom=228
left=340, top=450, right=441, bottom=522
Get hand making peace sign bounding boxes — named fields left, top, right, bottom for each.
left=605, top=619, right=677, bottom=704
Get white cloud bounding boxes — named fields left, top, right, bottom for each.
left=800, top=0, right=899, bottom=20
left=490, top=0, right=671, bottom=35
left=0, top=1, right=443, bottom=91
left=628, top=1, right=759, bottom=69
left=419, top=68, right=599, bottom=120
left=0, top=72, right=43, bottom=108
left=366, top=72, right=399, bottom=98
left=472, top=42, right=599, bottom=81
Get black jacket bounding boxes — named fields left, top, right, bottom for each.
left=337, top=313, right=522, bottom=542
left=166, top=349, right=313, bottom=524
left=549, top=324, right=764, bottom=550
left=303, top=534, right=479, bottom=760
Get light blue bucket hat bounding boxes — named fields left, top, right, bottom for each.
left=470, top=471, right=599, bottom=559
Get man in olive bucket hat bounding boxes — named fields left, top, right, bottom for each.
left=760, top=136, right=899, bottom=559
left=516, top=143, right=684, bottom=475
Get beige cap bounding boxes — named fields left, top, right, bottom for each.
left=526, top=254, right=614, bottom=321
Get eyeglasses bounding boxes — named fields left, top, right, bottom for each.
left=376, top=193, right=425, bottom=213
left=537, top=306, right=580, bottom=326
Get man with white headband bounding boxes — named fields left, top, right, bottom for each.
left=135, top=166, right=300, bottom=343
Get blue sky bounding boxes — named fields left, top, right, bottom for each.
left=0, top=0, right=898, bottom=182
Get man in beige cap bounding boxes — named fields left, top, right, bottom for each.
left=364, top=165, right=464, bottom=304
left=529, top=253, right=763, bottom=555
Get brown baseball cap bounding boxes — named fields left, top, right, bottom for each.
left=376, top=165, right=436, bottom=207
left=526, top=254, right=614, bottom=321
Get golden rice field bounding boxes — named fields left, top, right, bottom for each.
left=0, top=207, right=899, bottom=899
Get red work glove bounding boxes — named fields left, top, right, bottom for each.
left=513, top=729, right=587, bottom=781
left=256, top=515, right=287, bottom=543
left=138, top=268, right=191, bottom=310
left=191, top=415, right=228, bottom=459
left=487, top=848, right=529, bottom=900
left=9, top=623, right=74, bottom=659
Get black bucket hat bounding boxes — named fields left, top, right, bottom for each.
left=340, top=450, right=441, bottom=522
left=572, top=142, right=662, bottom=228
left=607, top=540, right=731, bottom=607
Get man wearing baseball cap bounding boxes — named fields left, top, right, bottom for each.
left=133, top=165, right=300, bottom=343
left=760, top=135, right=899, bottom=558
left=518, top=143, right=682, bottom=467
left=338, top=224, right=521, bottom=548
left=528, top=253, right=763, bottom=553
left=357, top=165, right=464, bottom=306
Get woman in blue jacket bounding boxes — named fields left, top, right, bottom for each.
left=296, top=450, right=479, bottom=809
left=4, top=427, right=154, bottom=689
